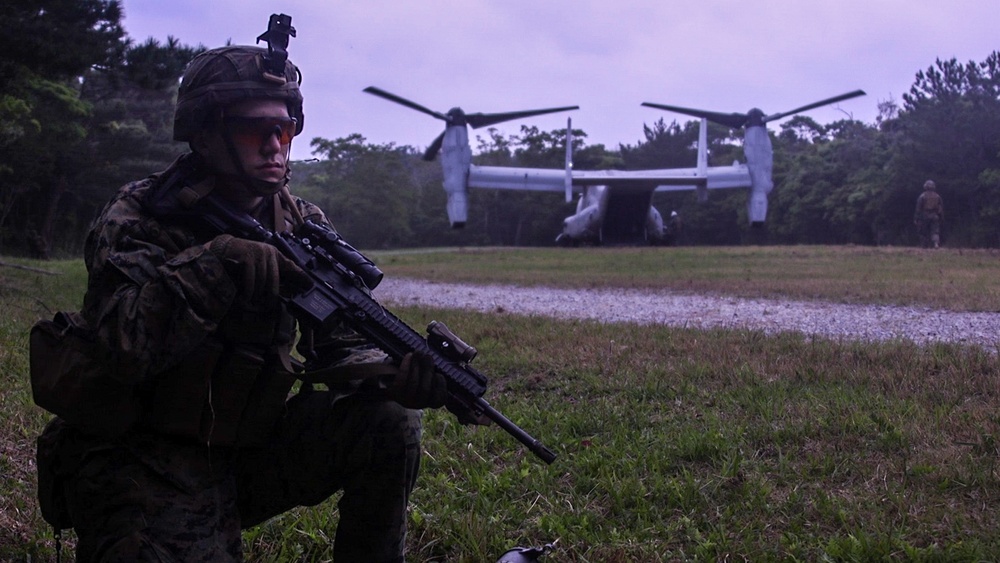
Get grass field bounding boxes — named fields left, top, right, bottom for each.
left=371, top=245, right=1000, bottom=312
left=2, top=246, right=999, bottom=562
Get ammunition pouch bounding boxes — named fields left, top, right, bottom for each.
left=35, top=419, right=75, bottom=531
left=218, top=303, right=297, bottom=349
left=145, top=340, right=296, bottom=447
left=29, top=312, right=143, bottom=437
left=30, top=310, right=296, bottom=448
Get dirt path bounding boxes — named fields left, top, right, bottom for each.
left=374, top=278, right=1000, bottom=350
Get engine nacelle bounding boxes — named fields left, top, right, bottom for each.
left=742, top=125, right=774, bottom=225
left=440, top=125, right=473, bottom=227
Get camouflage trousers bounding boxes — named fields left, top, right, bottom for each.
left=917, top=213, right=941, bottom=248
left=44, top=389, right=423, bottom=562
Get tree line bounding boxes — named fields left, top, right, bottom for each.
left=3, top=0, right=1000, bottom=257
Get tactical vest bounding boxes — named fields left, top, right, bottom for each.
left=143, top=190, right=301, bottom=446
left=31, top=184, right=301, bottom=447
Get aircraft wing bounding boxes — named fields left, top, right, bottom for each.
left=467, top=165, right=569, bottom=192
left=468, top=164, right=750, bottom=193
left=654, top=164, right=751, bottom=192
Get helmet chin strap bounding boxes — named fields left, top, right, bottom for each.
left=219, top=128, right=289, bottom=196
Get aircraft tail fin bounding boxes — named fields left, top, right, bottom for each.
left=696, top=118, right=708, bottom=202
left=564, top=117, right=573, bottom=202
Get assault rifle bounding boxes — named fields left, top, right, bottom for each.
left=196, top=194, right=557, bottom=464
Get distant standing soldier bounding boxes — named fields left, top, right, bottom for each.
left=914, top=179, right=944, bottom=248
left=666, top=210, right=683, bottom=246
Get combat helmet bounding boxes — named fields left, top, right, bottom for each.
left=923, top=179, right=936, bottom=190
left=173, top=14, right=304, bottom=143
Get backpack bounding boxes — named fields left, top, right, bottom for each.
left=920, top=191, right=942, bottom=213
left=30, top=311, right=142, bottom=539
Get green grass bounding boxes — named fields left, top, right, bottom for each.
left=0, top=258, right=86, bottom=561
left=373, top=245, right=1000, bottom=312
left=3, top=247, right=1000, bottom=562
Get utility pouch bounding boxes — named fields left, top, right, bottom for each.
left=234, top=352, right=297, bottom=446
left=144, top=339, right=224, bottom=441
left=35, top=419, right=74, bottom=531
left=145, top=342, right=295, bottom=447
left=29, top=312, right=141, bottom=437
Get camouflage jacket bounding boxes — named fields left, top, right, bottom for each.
left=914, top=190, right=943, bottom=220
left=81, top=153, right=385, bottom=387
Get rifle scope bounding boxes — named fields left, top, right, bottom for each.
left=299, top=220, right=384, bottom=289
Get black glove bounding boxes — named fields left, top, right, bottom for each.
left=388, top=352, right=448, bottom=409
left=210, top=234, right=311, bottom=305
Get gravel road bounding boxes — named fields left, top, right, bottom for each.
left=374, top=278, right=1000, bottom=350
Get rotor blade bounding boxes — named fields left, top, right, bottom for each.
left=422, top=131, right=446, bottom=161
left=465, top=106, right=579, bottom=129
left=763, top=89, right=867, bottom=123
left=641, top=102, right=749, bottom=129
left=363, top=86, right=450, bottom=122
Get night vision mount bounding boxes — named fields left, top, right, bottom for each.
left=256, top=13, right=296, bottom=82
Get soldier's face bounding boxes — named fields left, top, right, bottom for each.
left=199, top=99, right=293, bottom=185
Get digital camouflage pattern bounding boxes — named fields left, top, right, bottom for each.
left=39, top=154, right=421, bottom=562
left=56, top=393, right=421, bottom=562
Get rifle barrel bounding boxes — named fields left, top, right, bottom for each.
left=478, top=398, right=557, bottom=464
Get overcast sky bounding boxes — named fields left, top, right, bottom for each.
left=119, top=0, right=999, bottom=162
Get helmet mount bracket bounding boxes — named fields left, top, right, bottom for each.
left=256, top=13, right=295, bottom=83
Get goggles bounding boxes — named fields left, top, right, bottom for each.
left=222, top=115, right=297, bottom=146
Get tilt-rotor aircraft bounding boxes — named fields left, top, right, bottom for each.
left=364, top=87, right=866, bottom=245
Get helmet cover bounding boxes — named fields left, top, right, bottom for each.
left=173, top=45, right=304, bottom=142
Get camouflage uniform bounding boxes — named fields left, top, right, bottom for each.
left=914, top=180, right=943, bottom=248
left=38, top=154, right=423, bottom=562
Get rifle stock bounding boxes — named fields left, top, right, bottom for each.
left=199, top=195, right=557, bottom=464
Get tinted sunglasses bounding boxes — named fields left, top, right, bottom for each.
left=222, top=116, right=298, bottom=146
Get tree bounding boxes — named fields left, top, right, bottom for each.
left=72, top=37, right=203, bottom=240
left=0, top=0, right=126, bottom=256
left=1, top=76, right=92, bottom=256
left=0, top=0, right=124, bottom=152
left=890, top=53, right=1000, bottom=246
left=0, top=0, right=124, bottom=80
left=1, top=34, right=199, bottom=257
left=305, top=135, right=422, bottom=248
left=620, top=118, right=697, bottom=169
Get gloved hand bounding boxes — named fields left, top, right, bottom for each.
left=210, top=234, right=311, bottom=305
left=388, top=352, right=448, bottom=409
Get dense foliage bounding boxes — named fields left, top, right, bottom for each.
left=0, top=0, right=202, bottom=257
left=2, top=2, right=1000, bottom=255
